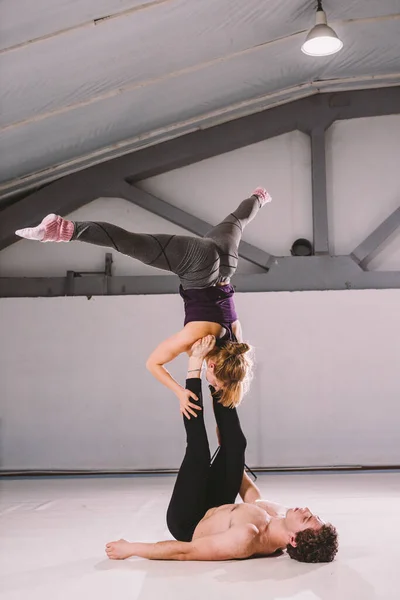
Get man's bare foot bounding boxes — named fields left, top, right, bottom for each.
left=105, top=539, right=133, bottom=560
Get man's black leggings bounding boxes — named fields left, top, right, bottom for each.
left=166, top=378, right=247, bottom=542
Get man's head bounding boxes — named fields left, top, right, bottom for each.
left=285, top=508, right=338, bottom=563
left=204, top=341, right=253, bottom=408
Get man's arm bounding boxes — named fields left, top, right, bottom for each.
left=106, top=526, right=258, bottom=561
left=239, top=470, right=262, bottom=503
left=240, top=472, right=287, bottom=518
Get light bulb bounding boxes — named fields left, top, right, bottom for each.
left=301, top=8, right=343, bottom=57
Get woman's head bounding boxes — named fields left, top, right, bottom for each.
left=205, top=341, right=253, bottom=408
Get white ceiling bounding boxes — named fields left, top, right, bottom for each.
left=0, top=0, right=399, bottom=199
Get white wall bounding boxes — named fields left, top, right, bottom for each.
left=1, top=290, right=399, bottom=471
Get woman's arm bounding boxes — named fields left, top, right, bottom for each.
left=146, top=328, right=196, bottom=397
left=146, top=323, right=220, bottom=396
left=146, top=326, right=218, bottom=418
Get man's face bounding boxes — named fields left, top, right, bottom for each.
left=285, top=507, right=323, bottom=534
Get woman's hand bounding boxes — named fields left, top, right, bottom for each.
left=176, top=387, right=202, bottom=420
left=190, top=335, right=216, bottom=359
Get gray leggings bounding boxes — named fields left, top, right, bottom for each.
left=72, top=196, right=262, bottom=289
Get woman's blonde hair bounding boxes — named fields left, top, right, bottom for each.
left=206, top=341, right=253, bottom=408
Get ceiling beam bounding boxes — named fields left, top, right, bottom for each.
left=2, top=256, right=400, bottom=297
left=310, top=129, right=329, bottom=255
left=351, top=205, right=400, bottom=269
left=2, top=81, right=399, bottom=200
left=97, top=87, right=400, bottom=181
left=1, top=87, right=398, bottom=200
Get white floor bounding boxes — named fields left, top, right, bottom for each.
left=0, top=472, right=398, bottom=600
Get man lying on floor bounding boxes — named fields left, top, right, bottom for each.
left=106, top=336, right=338, bottom=563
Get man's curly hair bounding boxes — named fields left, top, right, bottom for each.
left=286, top=524, right=338, bottom=563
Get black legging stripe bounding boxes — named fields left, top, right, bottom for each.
left=146, top=234, right=175, bottom=270
left=93, top=223, right=120, bottom=252
left=227, top=214, right=243, bottom=232
left=220, top=252, right=239, bottom=260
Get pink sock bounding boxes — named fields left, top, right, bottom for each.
left=251, top=187, right=272, bottom=207
left=15, top=214, right=74, bottom=242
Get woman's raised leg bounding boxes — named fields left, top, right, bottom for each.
left=16, top=215, right=221, bottom=287
left=204, top=188, right=271, bottom=281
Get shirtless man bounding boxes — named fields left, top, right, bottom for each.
left=106, top=337, right=338, bottom=563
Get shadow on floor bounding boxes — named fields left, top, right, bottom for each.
left=95, top=552, right=377, bottom=600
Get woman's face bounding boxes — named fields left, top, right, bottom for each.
left=205, top=361, right=224, bottom=392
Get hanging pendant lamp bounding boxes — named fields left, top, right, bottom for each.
left=301, top=1, right=343, bottom=57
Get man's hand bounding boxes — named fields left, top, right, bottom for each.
left=190, top=335, right=216, bottom=358
left=180, top=335, right=215, bottom=419
left=177, top=387, right=202, bottom=420
left=106, top=539, right=135, bottom=560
